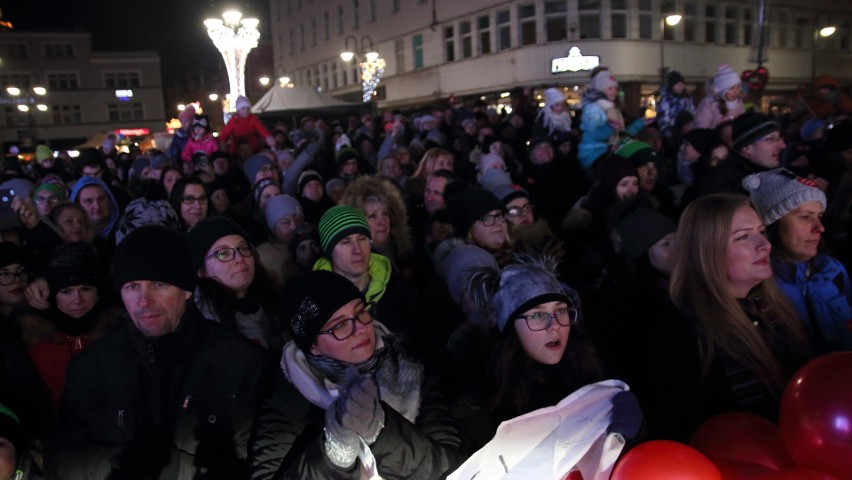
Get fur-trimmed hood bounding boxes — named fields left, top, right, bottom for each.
left=340, top=175, right=413, bottom=256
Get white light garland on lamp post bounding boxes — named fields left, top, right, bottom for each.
left=204, top=10, right=260, bottom=119
left=340, top=35, right=384, bottom=103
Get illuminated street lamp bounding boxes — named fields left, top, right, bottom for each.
left=177, top=104, right=186, bottom=111
left=812, top=25, right=836, bottom=81
left=204, top=10, right=260, bottom=116
left=2, top=85, right=49, bottom=145
left=659, top=13, right=682, bottom=84
left=340, top=35, right=385, bottom=103
left=259, top=76, right=270, bottom=87
left=209, top=93, right=219, bottom=101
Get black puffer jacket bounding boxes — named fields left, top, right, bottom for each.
left=46, top=305, right=270, bottom=479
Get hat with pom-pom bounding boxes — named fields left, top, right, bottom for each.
left=742, top=168, right=826, bottom=226
left=713, top=63, right=741, bottom=95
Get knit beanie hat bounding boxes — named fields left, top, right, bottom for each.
left=445, top=187, right=505, bottom=236
left=527, top=137, right=552, bottom=156
left=47, top=242, right=100, bottom=297
left=318, top=205, right=371, bottom=256
left=590, top=69, right=618, bottom=92
left=243, top=154, right=274, bottom=183
left=235, top=95, right=251, bottom=110
left=441, top=244, right=498, bottom=305
left=36, top=145, right=53, bottom=164
left=253, top=178, right=280, bottom=205
left=732, top=112, right=780, bottom=152
left=288, top=223, right=320, bottom=257
left=667, top=70, right=685, bottom=90
left=115, top=196, right=181, bottom=245
left=186, top=217, right=251, bottom=270
left=712, top=63, right=741, bottom=95
left=34, top=183, right=68, bottom=202
left=265, top=194, right=303, bottom=230
left=0, top=402, right=23, bottom=460
left=192, top=114, right=212, bottom=133
left=493, top=262, right=570, bottom=332
left=325, top=178, right=345, bottom=195
left=615, top=140, right=657, bottom=168
left=490, top=183, right=529, bottom=205
left=298, top=170, right=324, bottom=195
left=129, top=156, right=151, bottom=180
left=742, top=168, right=827, bottom=226
left=336, top=147, right=359, bottom=167
left=112, top=225, right=196, bottom=292
left=0, top=242, right=23, bottom=269
left=148, top=153, right=170, bottom=170
left=684, top=129, right=724, bottom=156
left=599, top=155, right=639, bottom=196
left=478, top=153, right=506, bottom=175
left=283, top=270, right=364, bottom=352
left=617, top=208, right=677, bottom=260
left=544, top=88, right=565, bottom=109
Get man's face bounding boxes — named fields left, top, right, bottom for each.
left=82, top=164, right=104, bottom=178
left=741, top=131, right=785, bottom=169
left=120, top=280, right=191, bottom=338
left=424, top=176, right=448, bottom=214
left=77, top=185, right=110, bottom=227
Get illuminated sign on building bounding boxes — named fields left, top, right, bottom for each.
left=115, top=89, right=134, bottom=100
left=551, top=47, right=600, bottom=74
left=114, top=128, right=150, bottom=136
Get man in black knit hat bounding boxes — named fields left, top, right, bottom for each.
left=46, top=225, right=269, bottom=479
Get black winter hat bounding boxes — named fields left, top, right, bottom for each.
left=732, top=112, right=780, bottom=152
left=617, top=208, right=677, bottom=260
left=298, top=170, right=324, bottom=196
left=667, top=70, right=685, bottom=90
left=186, top=217, right=251, bottom=270
left=282, top=270, right=364, bottom=352
left=445, top=187, right=505, bottom=235
left=47, top=242, right=100, bottom=296
left=112, top=225, right=196, bottom=292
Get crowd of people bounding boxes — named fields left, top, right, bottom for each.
left=0, top=63, right=850, bottom=479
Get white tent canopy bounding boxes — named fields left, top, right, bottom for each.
left=251, top=84, right=357, bottom=114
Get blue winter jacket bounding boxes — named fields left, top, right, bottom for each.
left=773, top=254, right=852, bottom=353
left=578, top=102, right=645, bottom=170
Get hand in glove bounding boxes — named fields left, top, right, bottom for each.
left=323, top=374, right=385, bottom=469
left=608, top=390, right=643, bottom=441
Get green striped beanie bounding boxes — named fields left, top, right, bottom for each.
left=318, top=205, right=371, bottom=256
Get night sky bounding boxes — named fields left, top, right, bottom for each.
left=3, top=0, right=270, bottom=88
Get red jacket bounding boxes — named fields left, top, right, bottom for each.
left=181, top=134, right=220, bottom=162
left=219, top=114, right=270, bottom=154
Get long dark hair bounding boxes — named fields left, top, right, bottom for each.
left=169, top=177, right=211, bottom=230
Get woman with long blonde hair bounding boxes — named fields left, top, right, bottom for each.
left=638, top=193, right=809, bottom=441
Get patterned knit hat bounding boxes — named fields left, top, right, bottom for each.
left=192, top=114, right=211, bottom=133
left=318, top=205, right=371, bottom=256
left=282, top=270, right=364, bottom=352
left=112, top=225, right=196, bottom=292
left=732, top=112, right=780, bottom=152
left=253, top=178, right=280, bottom=206
left=712, top=63, right=741, bottom=95
left=742, top=168, right=827, bottom=226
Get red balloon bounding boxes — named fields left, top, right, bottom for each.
left=691, top=412, right=794, bottom=471
left=756, top=468, right=843, bottom=480
left=611, top=440, right=721, bottom=480
left=780, top=352, right=852, bottom=479
left=714, top=460, right=777, bottom=480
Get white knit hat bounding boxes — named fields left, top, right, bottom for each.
left=712, top=64, right=740, bottom=95
left=742, top=168, right=827, bottom=226
left=544, top=88, right=565, bottom=109
left=235, top=95, right=251, bottom=110
left=590, top=70, right=618, bottom=92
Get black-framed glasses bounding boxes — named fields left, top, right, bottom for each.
left=507, top=203, right=534, bottom=217
left=317, top=302, right=375, bottom=341
left=182, top=195, right=209, bottom=205
left=517, top=307, right=578, bottom=331
left=0, top=269, right=30, bottom=286
left=479, top=212, right=506, bottom=226
left=204, top=243, right=254, bottom=263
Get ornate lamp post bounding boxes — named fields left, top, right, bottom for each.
left=204, top=10, right=260, bottom=118
left=3, top=85, right=48, bottom=145
left=340, top=35, right=385, bottom=103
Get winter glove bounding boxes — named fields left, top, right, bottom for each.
left=323, top=374, right=385, bottom=469
left=608, top=390, right=643, bottom=441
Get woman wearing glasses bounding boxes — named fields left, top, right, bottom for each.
left=249, top=269, right=463, bottom=479
left=169, top=177, right=211, bottom=232
left=0, top=243, right=29, bottom=318
left=187, top=217, right=283, bottom=351
left=444, top=186, right=513, bottom=265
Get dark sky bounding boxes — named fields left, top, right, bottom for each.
left=3, top=0, right=270, bottom=88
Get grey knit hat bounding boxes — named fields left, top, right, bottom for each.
left=742, top=168, right=827, bottom=226
left=493, top=262, right=570, bottom=332
left=265, top=194, right=303, bottom=230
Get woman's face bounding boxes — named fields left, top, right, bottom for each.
left=648, top=233, right=676, bottom=275
left=258, top=184, right=282, bottom=210
left=210, top=189, right=229, bottom=214
left=57, top=208, right=88, bottom=242
left=725, top=206, right=772, bottom=298
left=302, top=180, right=323, bottom=202
left=724, top=82, right=742, bottom=101
left=489, top=142, right=504, bottom=157
left=311, top=299, right=376, bottom=364
left=162, top=170, right=182, bottom=197
left=180, top=184, right=208, bottom=229
left=295, top=239, right=321, bottom=268
left=672, top=82, right=686, bottom=95
left=56, top=285, right=98, bottom=319
left=615, top=176, right=640, bottom=200
left=364, top=200, right=390, bottom=246
left=604, top=85, right=619, bottom=101
left=513, top=301, right=572, bottom=365
left=200, top=234, right=255, bottom=297
left=0, top=263, right=27, bottom=307
left=710, top=145, right=729, bottom=167
left=331, top=233, right=371, bottom=280
left=469, top=209, right=507, bottom=250
left=432, top=154, right=453, bottom=174
left=506, top=197, right=534, bottom=226
left=778, top=201, right=825, bottom=263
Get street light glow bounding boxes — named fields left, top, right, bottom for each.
left=365, top=51, right=379, bottom=62
left=209, top=93, right=219, bottom=101
left=205, top=10, right=260, bottom=115
left=33, top=86, right=47, bottom=95
left=6, top=87, right=20, bottom=96
left=36, top=104, right=48, bottom=112
left=820, top=26, right=836, bottom=37
left=340, top=51, right=355, bottom=62
left=177, top=104, right=186, bottom=111
left=222, top=10, right=242, bottom=25
left=17, top=104, right=29, bottom=112
left=279, top=76, right=291, bottom=86
left=259, top=76, right=270, bottom=86
left=665, top=15, right=682, bottom=26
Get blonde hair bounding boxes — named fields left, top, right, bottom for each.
left=671, top=193, right=808, bottom=396
left=339, top=175, right=412, bottom=256
left=413, top=147, right=453, bottom=180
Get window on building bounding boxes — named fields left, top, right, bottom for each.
left=545, top=1, right=568, bottom=42
left=0, top=44, right=27, bottom=59
left=300, top=25, right=305, bottom=50
left=395, top=39, right=405, bottom=73
left=705, top=5, right=717, bottom=43
left=497, top=9, right=511, bottom=51
left=413, top=34, right=424, bottom=69
left=3, top=107, right=29, bottom=127
left=391, top=0, right=400, bottom=13
left=47, top=73, right=79, bottom=90
left=52, top=104, right=82, bottom=124
left=352, top=0, right=360, bottom=29
left=108, top=102, right=143, bottom=122
left=324, top=12, right=330, bottom=40
left=683, top=2, right=696, bottom=42
left=519, top=4, right=536, bottom=46
left=795, top=15, right=810, bottom=49
left=460, top=20, right=473, bottom=58
left=743, top=7, right=752, bottom=45
left=611, top=0, right=628, bottom=39
left=578, top=0, right=601, bottom=39
left=290, top=30, right=295, bottom=54
left=311, top=19, right=317, bottom=46
left=725, top=5, right=738, bottom=45
left=638, top=0, right=653, bottom=39
left=840, top=19, right=849, bottom=50
left=332, top=62, right=339, bottom=88
left=104, top=72, right=140, bottom=88
left=321, top=64, right=328, bottom=90
left=338, top=5, right=344, bottom=34
left=444, top=26, right=455, bottom=62
left=776, top=10, right=788, bottom=48
left=478, top=15, right=492, bottom=54
left=0, top=74, right=32, bottom=89
left=369, top=0, right=376, bottom=21
left=43, top=43, right=74, bottom=59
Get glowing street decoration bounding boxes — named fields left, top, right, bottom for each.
left=204, top=11, right=260, bottom=115
left=551, top=47, right=600, bottom=74
left=360, top=57, right=385, bottom=103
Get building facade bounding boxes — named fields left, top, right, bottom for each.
left=268, top=0, right=852, bottom=114
left=0, top=31, right=166, bottom=150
